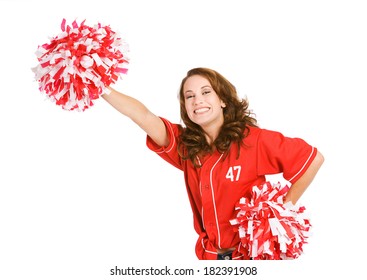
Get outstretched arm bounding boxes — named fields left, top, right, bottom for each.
left=284, top=151, right=324, bottom=204
left=102, top=88, right=169, bottom=147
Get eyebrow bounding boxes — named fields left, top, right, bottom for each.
left=184, top=85, right=212, bottom=94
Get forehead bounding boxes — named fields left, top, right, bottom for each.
left=183, top=75, right=212, bottom=92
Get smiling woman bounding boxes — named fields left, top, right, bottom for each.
left=102, top=67, right=324, bottom=260
left=183, top=76, right=226, bottom=144
left=177, top=68, right=258, bottom=168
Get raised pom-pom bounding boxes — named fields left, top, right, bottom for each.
left=32, top=18, right=129, bottom=111
left=230, top=182, right=312, bottom=260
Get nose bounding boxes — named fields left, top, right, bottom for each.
left=193, top=95, right=204, bottom=105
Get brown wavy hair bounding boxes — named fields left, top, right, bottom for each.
left=177, top=67, right=258, bottom=167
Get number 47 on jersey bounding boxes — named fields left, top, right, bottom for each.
left=226, top=166, right=241, bottom=182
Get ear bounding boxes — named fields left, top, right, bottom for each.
left=221, top=101, right=226, bottom=108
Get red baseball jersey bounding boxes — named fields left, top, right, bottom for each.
left=146, top=117, right=317, bottom=260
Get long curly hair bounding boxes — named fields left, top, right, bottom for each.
left=177, top=67, right=258, bottom=167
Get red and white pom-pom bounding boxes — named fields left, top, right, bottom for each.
left=32, top=18, right=129, bottom=111
left=230, top=182, right=312, bottom=260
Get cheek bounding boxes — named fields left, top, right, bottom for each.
left=184, top=103, right=193, bottom=119
left=184, top=101, right=192, bottom=112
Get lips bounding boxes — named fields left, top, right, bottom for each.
left=194, top=107, right=210, bottom=114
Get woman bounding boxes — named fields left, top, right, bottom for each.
left=103, top=67, right=324, bottom=260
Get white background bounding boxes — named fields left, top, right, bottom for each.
left=0, top=0, right=366, bottom=279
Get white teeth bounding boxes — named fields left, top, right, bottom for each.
left=194, top=108, right=210, bottom=114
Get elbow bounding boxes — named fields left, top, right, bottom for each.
left=314, top=150, right=325, bottom=168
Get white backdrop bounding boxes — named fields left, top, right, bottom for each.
left=1, top=0, right=366, bottom=279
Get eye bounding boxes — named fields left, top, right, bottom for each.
left=185, top=94, right=194, bottom=99
left=202, top=90, right=211, bottom=95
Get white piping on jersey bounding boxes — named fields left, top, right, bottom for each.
left=201, top=238, right=217, bottom=255
left=201, top=206, right=205, bottom=230
left=197, top=156, right=202, bottom=166
left=232, top=255, right=244, bottom=260
left=210, top=153, right=224, bottom=249
left=233, top=243, right=244, bottom=259
left=288, top=147, right=316, bottom=182
left=155, top=121, right=175, bottom=154
left=199, top=181, right=205, bottom=230
left=200, top=239, right=245, bottom=258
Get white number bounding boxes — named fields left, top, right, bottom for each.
left=225, top=166, right=241, bottom=182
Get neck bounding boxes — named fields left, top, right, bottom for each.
left=200, top=114, right=224, bottom=145
left=203, top=126, right=221, bottom=145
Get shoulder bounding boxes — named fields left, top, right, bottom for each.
left=244, top=125, right=263, bottom=141
left=243, top=125, right=292, bottom=148
left=159, top=117, right=184, bottom=136
left=246, top=125, right=287, bottom=139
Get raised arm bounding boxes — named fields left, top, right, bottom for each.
left=102, top=88, right=169, bottom=147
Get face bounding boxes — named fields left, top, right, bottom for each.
left=183, top=75, right=226, bottom=131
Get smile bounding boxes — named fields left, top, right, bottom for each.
left=194, top=107, right=210, bottom=114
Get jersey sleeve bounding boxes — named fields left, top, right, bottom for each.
left=146, top=117, right=184, bottom=171
left=256, top=129, right=317, bottom=183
